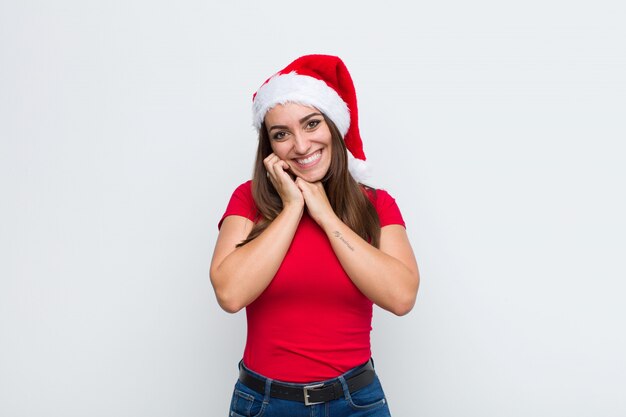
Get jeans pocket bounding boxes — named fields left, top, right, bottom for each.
left=229, top=381, right=265, bottom=417
left=346, top=375, right=388, bottom=411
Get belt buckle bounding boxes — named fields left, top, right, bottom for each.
left=303, top=383, right=324, bottom=406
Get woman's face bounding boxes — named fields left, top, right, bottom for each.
left=264, top=102, right=333, bottom=183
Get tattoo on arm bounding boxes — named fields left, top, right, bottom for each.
left=332, top=231, right=355, bottom=251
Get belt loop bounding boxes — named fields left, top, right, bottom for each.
left=263, top=376, right=273, bottom=404
left=337, top=375, right=350, bottom=400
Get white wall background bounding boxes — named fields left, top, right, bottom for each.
left=1, top=1, right=625, bottom=416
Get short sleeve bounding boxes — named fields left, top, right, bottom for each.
left=218, top=181, right=259, bottom=229
left=370, top=189, right=406, bottom=228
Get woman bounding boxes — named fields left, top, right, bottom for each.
left=210, top=55, right=419, bottom=417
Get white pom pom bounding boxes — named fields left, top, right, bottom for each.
left=347, top=152, right=371, bottom=184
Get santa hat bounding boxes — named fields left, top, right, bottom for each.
left=252, top=54, right=369, bottom=182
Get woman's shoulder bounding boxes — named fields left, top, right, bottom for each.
left=232, top=179, right=253, bottom=195
left=227, top=179, right=255, bottom=208
left=218, top=180, right=257, bottom=229
left=362, top=184, right=396, bottom=206
left=362, top=184, right=405, bottom=228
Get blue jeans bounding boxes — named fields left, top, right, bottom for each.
left=228, top=359, right=392, bottom=417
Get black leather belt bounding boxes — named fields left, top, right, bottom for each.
left=238, top=360, right=375, bottom=406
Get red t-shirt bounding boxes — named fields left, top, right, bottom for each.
left=218, top=180, right=405, bottom=382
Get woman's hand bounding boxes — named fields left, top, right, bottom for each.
left=296, top=178, right=419, bottom=316
left=296, top=178, right=338, bottom=228
left=263, top=153, right=304, bottom=209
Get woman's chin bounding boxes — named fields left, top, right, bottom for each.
left=295, top=171, right=325, bottom=183
left=292, top=163, right=330, bottom=183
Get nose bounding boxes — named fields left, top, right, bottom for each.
left=292, top=133, right=311, bottom=155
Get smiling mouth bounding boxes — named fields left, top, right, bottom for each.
left=294, top=150, right=322, bottom=167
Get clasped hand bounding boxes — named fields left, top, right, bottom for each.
left=263, top=153, right=336, bottom=227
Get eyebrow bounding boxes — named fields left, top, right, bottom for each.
left=268, top=112, right=323, bottom=131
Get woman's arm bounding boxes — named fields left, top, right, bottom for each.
left=324, top=222, right=419, bottom=316
left=210, top=153, right=304, bottom=313
left=297, top=179, right=420, bottom=316
left=209, top=204, right=302, bottom=313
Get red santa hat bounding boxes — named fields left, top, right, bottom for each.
left=252, top=54, right=369, bottom=182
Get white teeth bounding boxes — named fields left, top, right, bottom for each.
left=296, top=151, right=321, bottom=165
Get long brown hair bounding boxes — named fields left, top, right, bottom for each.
left=238, top=115, right=380, bottom=248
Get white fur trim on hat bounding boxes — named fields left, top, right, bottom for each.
left=348, top=152, right=370, bottom=184
left=252, top=72, right=350, bottom=136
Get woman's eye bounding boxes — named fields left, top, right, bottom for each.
left=306, top=120, right=320, bottom=129
left=272, top=132, right=286, bottom=140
